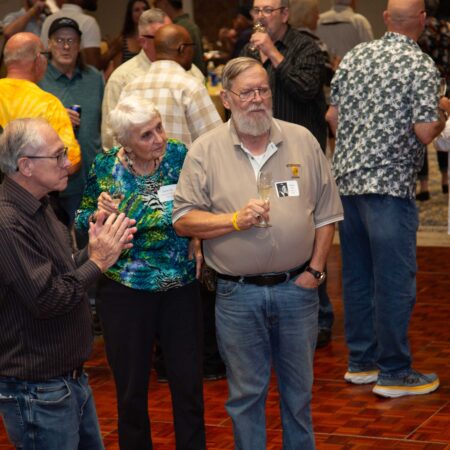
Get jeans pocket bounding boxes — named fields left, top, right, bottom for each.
left=0, top=392, right=24, bottom=446
left=289, top=277, right=319, bottom=294
left=216, top=279, right=240, bottom=298
left=30, top=379, right=72, bottom=406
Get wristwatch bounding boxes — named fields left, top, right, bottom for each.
left=305, top=266, right=326, bottom=285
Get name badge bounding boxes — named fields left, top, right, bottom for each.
left=157, top=184, right=177, bottom=203
left=275, top=180, right=299, bottom=198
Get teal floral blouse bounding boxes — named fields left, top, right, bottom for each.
left=75, top=140, right=195, bottom=292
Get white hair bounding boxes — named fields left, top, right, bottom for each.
left=138, top=8, right=167, bottom=33
left=109, top=96, right=160, bottom=146
left=0, top=118, right=48, bottom=174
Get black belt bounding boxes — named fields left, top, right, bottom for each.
left=216, top=262, right=308, bottom=286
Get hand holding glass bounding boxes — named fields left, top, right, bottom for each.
left=249, top=22, right=266, bottom=52
left=110, top=188, right=123, bottom=210
left=255, top=172, right=272, bottom=228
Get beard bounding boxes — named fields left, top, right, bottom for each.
left=232, top=103, right=273, bottom=137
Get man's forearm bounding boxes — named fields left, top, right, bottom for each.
left=309, top=223, right=336, bottom=271
left=174, top=210, right=235, bottom=240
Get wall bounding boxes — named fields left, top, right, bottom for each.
left=1, top=0, right=387, bottom=43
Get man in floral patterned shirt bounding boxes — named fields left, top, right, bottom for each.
left=326, top=0, right=447, bottom=398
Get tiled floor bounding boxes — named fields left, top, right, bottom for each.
left=1, top=244, right=450, bottom=449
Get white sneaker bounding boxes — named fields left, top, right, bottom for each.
left=344, top=370, right=379, bottom=384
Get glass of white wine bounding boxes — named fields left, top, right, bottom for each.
left=255, top=171, right=273, bottom=228
left=249, top=21, right=266, bottom=52
left=110, top=182, right=124, bottom=210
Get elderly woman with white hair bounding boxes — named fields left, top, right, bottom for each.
left=75, top=96, right=206, bottom=450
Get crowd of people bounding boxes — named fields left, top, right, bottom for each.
left=0, top=0, right=450, bottom=449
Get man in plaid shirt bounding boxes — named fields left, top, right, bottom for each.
left=119, top=24, right=222, bottom=148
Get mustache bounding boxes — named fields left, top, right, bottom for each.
left=247, top=104, right=271, bottom=113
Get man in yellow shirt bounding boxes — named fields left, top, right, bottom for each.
left=0, top=32, right=80, bottom=174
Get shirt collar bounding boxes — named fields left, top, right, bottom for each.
left=47, top=62, right=82, bottom=81
left=61, top=4, right=83, bottom=13
left=2, top=177, right=48, bottom=216
left=277, top=25, right=295, bottom=50
left=228, top=117, right=284, bottom=149
left=382, top=31, right=420, bottom=49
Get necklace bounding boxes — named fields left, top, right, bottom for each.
left=121, top=150, right=164, bottom=209
left=123, top=151, right=159, bottom=177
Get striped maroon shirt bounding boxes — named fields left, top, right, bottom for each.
left=0, top=177, right=101, bottom=381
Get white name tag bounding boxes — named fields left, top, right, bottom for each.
left=275, top=180, right=299, bottom=198
left=157, top=184, right=177, bottom=202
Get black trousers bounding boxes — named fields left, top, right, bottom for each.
left=418, top=148, right=448, bottom=180
left=96, top=277, right=205, bottom=450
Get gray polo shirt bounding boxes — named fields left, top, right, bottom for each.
left=173, top=119, right=343, bottom=276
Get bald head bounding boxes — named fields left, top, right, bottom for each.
left=384, top=0, right=426, bottom=39
left=4, top=32, right=47, bottom=82
left=154, top=24, right=190, bottom=55
left=154, top=24, right=194, bottom=69
left=4, top=32, right=42, bottom=67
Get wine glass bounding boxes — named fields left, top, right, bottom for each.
left=109, top=181, right=124, bottom=210
left=249, top=21, right=266, bottom=52
left=255, top=171, right=273, bottom=228
left=439, top=77, right=447, bottom=97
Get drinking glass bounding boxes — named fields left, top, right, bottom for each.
left=110, top=182, right=124, bottom=210
left=249, top=21, right=266, bottom=52
left=255, top=171, right=273, bottom=228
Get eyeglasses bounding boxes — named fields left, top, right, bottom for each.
left=250, top=6, right=285, bottom=17
left=177, top=42, right=195, bottom=53
left=140, top=34, right=155, bottom=39
left=51, top=37, right=79, bottom=47
left=25, top=147, right=69, bottom=167
left=228, top=87, right=272, bottom=101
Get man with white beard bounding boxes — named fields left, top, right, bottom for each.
left=172, top=57, right=343, bottom=450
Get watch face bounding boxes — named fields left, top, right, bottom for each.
left=306, top=266, right=326, bottom=284
left=318, top=272, right=326, bottom=285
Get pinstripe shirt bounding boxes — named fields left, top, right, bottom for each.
left=0, top=177, right=101, bottom=381
left=242, top=26, right=328, bottom=151
left=119, top=60, right=222, bottom=147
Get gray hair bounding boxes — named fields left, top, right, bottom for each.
left=4, top=38, right=40, bottom=66
left=138, top=8, right=167, bottom=32
left=0, top=118, right=48, bottom=175
left=222, top=57, right=265, bottom=90
left=109, top=96, right=160, bottom=145
left=280, top=0, right=290, bottom=7
left=289, top=0, right=318, bottom=28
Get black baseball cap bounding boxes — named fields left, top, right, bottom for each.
left=48, top=17, right=82, bottom=38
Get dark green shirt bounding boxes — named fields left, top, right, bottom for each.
left=39, top=63, right=104, bottom=196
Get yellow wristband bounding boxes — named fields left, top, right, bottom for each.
left=232, top=211, right=241, bottom=231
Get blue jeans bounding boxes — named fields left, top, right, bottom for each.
left=0, top=372, right=104, bottom=450
left=339, top=195, right=418, bottom=379
left=215, top=277, right=318, bottom=450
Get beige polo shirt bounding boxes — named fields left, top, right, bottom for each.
left=173, top=119, right=343, bottom=276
